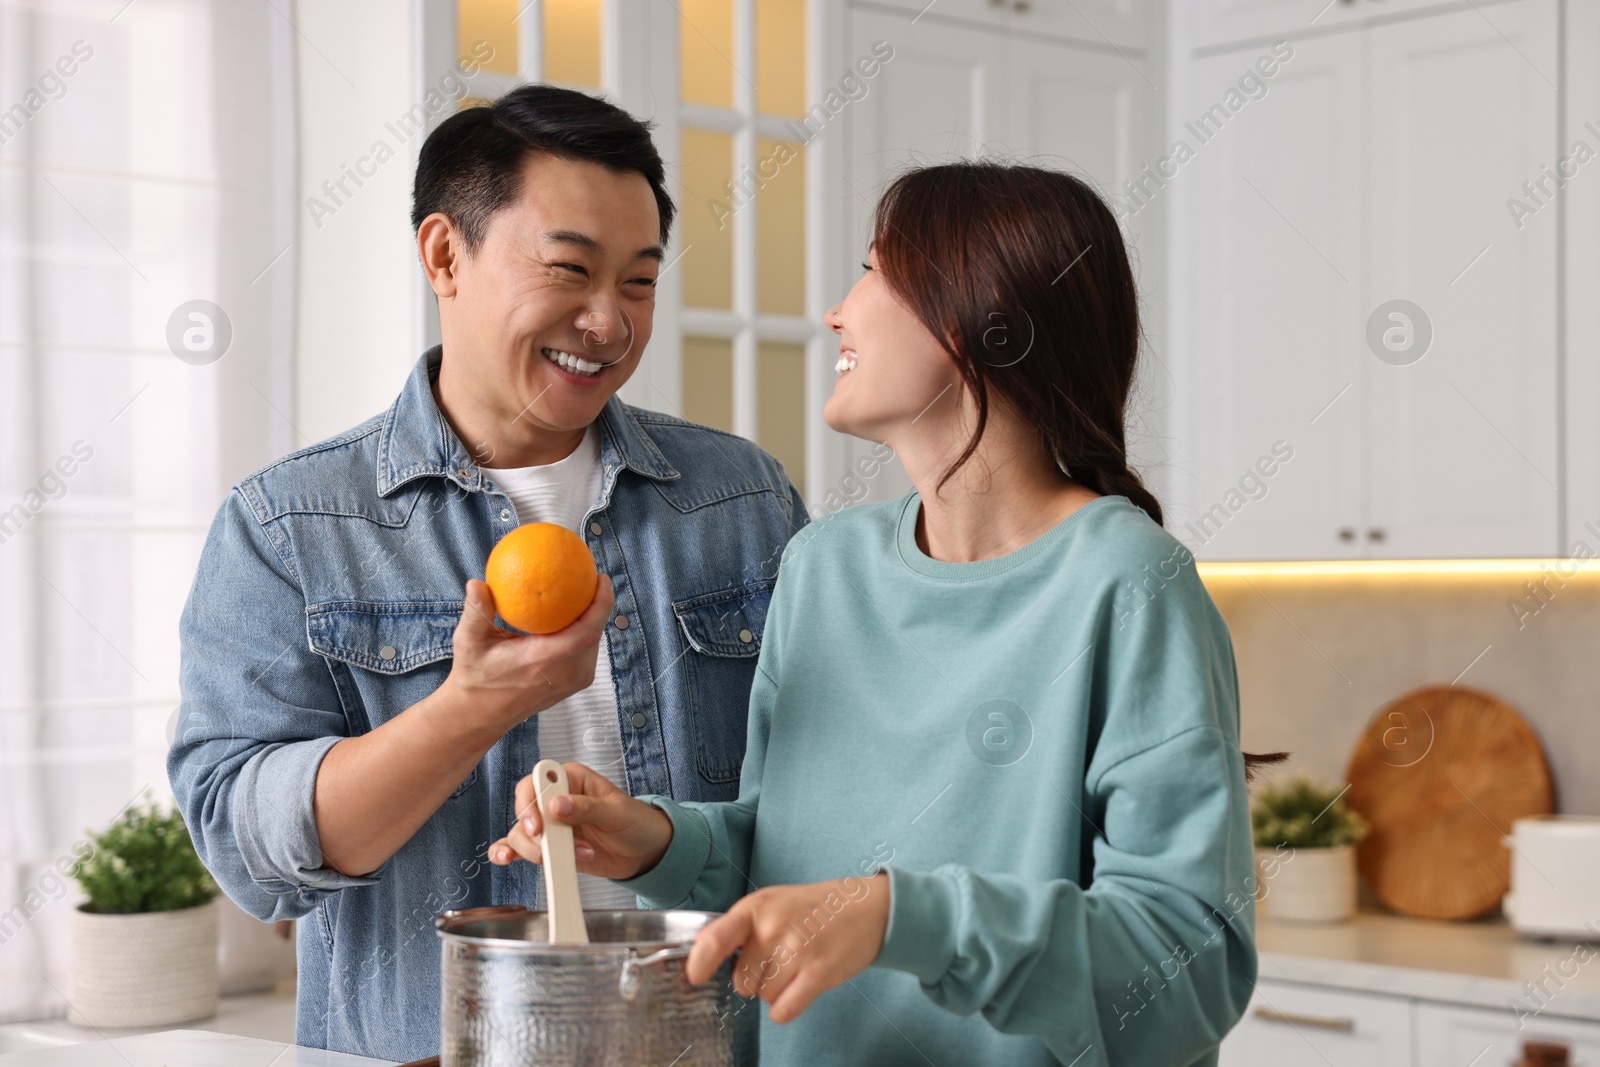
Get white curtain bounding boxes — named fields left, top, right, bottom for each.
left=0, top=0, right=296, bottom=1022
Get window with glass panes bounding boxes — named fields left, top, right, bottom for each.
left=444, top=0, right=814, bottom=497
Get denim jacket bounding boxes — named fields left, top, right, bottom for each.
left=168, top=347, right=807, bottom=1062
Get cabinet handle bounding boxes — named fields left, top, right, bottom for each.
left=1367, top=528, right=1386, bottom=543
left=1252, top=1006, right=1355, bottom=1033
left=1337, top=527, right=1356, bottom=542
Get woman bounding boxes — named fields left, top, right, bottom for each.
left=491, top=162, right=1266, bottom=1067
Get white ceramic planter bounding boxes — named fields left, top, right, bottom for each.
left=70, top=899, right=219, bottom=1027
left=1256, top=844, right=1357, bottom=923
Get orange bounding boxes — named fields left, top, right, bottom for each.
left=484, top=522, right=599, bottom=634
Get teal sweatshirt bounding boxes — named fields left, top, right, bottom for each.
left=620, top=494, right=1257, bottom=1067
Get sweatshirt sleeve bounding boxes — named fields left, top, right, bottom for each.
left=873, top=554, right=1257, bottom=1067
left=616, top=662, right=775, bottom=910
left=168, top=487, right=377, bottom=923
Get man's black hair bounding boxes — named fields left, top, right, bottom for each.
left=411, top=84, right=675, bottom=252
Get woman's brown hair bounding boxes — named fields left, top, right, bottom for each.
left=872, top=161, right=1287, bottom=777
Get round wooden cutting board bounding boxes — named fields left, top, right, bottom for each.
left=1345, top=685, right=1552, bottom=921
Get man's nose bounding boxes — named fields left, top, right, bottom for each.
left=578, top=305, right=617, bottom=345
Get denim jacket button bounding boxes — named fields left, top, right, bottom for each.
left=589, top=521, right=602, bottom=535
left=614, top=614, right=630, bottom=630
left=629, top=712, right=647, bottom=729
left=739, top=628, right=753, bottom=643
left=500, top=509, right=511, bottom=522
left=378, top=645, right=398, bottom=661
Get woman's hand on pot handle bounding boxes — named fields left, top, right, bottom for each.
left=487, top=762, right=673, bottom=881
left=686, top=875, right=891, bottom=1024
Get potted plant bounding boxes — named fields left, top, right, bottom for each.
left=1252, top=775, right=1368, bottom=923
left=67, top=801, right=221, bottom=1027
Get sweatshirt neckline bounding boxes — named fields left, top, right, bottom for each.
left=894, top=492, right=1125, bottom=580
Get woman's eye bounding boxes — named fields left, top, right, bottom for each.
left=860, top=261, right=873, bottom=272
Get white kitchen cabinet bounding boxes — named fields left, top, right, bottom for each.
left=1175, top=31, right=1365, bottom=559
left=1363, top=1, right=1559, bottom=558
left=842, top=3, right=1149, bottom=506
left=1219, top=979, right=1415, bottom=1067
left=1416, top=1002, right=1600, bottom=1067
left=1173, top=0, right=1559, bottom=559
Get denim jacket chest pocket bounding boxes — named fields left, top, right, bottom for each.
left=672, top=579, right=774, bottom=783
left=305, top=600, right=476, bottom=796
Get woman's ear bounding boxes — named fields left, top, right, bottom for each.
left=417, top=213, right=461, bottom=298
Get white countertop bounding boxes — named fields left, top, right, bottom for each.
left=0, top=988, right=306, bottom=1061
left=0, top=1030, right=396, bottom=1066
left=1256, top=910, right=1600, bottom=1021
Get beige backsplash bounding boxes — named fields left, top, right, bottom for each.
left=1202, top=567, right=1600, bottom=815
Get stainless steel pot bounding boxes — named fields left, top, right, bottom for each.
left=435, top=905, right=758, bottom=1066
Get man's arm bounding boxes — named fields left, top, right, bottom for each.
left=313, top=575, right=614, bottom=877
left=171, top=489, right=616, bottom=911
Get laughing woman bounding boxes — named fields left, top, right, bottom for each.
left=492, top=162, right=1269, bottom=1067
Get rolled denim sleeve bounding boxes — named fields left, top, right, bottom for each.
left=168, top=485, right=377, bottom=922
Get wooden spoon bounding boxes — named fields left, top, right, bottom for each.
left=532, top=759, right=589, bottom=944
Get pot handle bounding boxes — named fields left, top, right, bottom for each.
left=618, top=944, right=694, bottom=1001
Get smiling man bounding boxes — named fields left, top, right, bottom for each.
left=168, top=86, right=807, bottom=1062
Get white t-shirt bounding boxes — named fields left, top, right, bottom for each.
left=482, top=423, right=636, bottom=910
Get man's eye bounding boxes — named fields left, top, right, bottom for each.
left=554, top=262, right=587, bottom=275
left=629, top=277, right=658, bottom=288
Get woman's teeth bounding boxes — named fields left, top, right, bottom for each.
left=543, top=348, right=602, bottom=376
left=835, top=351, right=858, bottom=374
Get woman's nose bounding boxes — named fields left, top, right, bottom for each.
left=824, top=304, right=843, bottom=332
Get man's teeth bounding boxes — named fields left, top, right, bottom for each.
left=543, top=348, right=602, bottom=376
left=834, top=352, right=858, bottom=373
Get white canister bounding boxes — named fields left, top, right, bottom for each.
left=1256, top=844, right=1357, bottom=923
left=1503, top=815, right=1600, bottom=939
left=70, top=899, right=219, bottom=1028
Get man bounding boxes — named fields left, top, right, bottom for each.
left=169, top=85, right=806, bottom=1062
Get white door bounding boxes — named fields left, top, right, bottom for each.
left=1415, top=1002, right=1600, bottom=1067
left=843, top=5, right=1146, bottom=506
left=1363, top=0, right=1559, bottom=558
left=1175, top=32, right=1365, bottom=559
left=1219, top=980, right=1414, bottom=1067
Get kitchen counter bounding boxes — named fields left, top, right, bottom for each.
left=0, top=1030, right=396, bottom=1066
left=0, top=987, right=298, bottom=1058
left=1256, top=910, right=1600, bottom=1021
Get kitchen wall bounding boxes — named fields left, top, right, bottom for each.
left=1207, top=569, right=1600, bottom=817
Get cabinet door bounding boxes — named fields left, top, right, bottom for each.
left=1176, top=34, right=1365, bottom=559
left=1416, top=1002, right=1600, bottom=1067
left=1219, top=980, right=1414, bottom=1067
left=1364, top=0, right=1559, bottom=557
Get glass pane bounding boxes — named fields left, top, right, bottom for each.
left=458, top=0, right=519, bottom=76
left=545, top=0, right=602, bottom=88
left=683, top=336, right=734, bottom=433
left=757, top=138, right=805, bottom=315
left=757, top=0, right=806, bottom=117
left=758, top=341, right=806, bottom=489
left=681, top=0, right=735, bottom=109
left=681, top=128, right=734, bottom=309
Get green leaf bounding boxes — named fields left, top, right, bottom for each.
left=1250, top=774, right=1368, bottom=850
left=68, top=801, right=219, bottom=914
